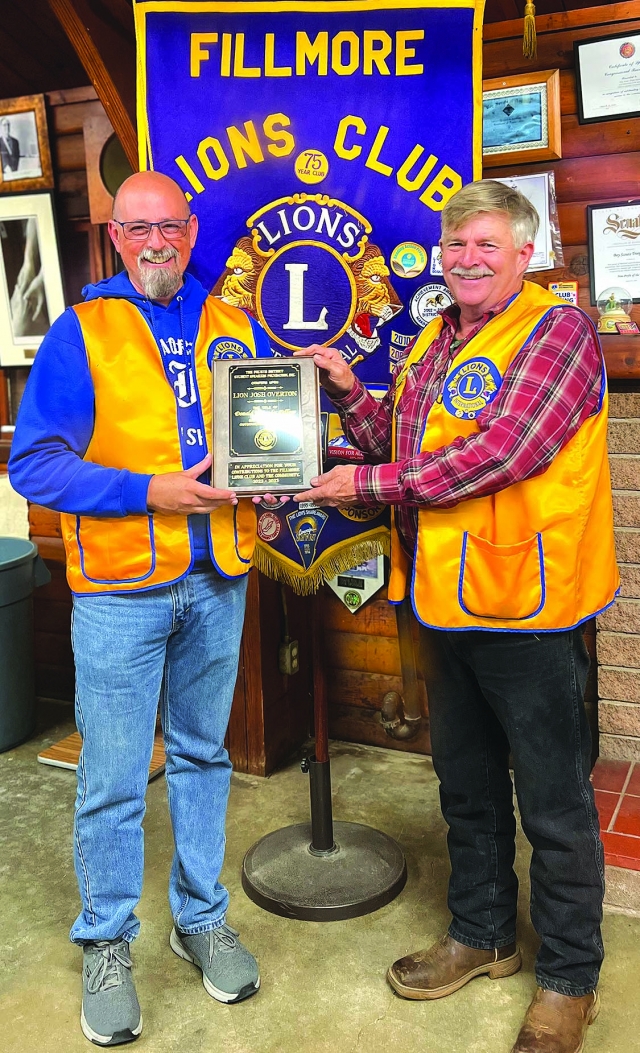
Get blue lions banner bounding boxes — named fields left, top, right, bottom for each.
left=134, top=0, right=484, bottom=591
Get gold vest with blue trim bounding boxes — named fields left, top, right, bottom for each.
left=60, top=295, right=259, bottom=593
left=388, top=281, right=619, bottom=630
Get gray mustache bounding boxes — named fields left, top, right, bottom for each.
left=450, top=266, right=495, bottom=278
left=139, top=247, right=178, bottom=264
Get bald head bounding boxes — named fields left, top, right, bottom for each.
left=108, top=170, right=198, bottom=304
left=112, top=170, right=190, bottom=222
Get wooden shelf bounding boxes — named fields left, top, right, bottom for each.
left=602, top=337, right=640, bottom=380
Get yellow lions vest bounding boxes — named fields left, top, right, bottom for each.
left=61, top=296, right=259, bottom=594
left=388, top=281, right=619, bottom=631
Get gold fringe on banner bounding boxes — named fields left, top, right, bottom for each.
left=254, top=533, right=390, bottom=595
left=523, top=1, right=537, bottom=60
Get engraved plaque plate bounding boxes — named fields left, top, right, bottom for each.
left=212, top=357, right=322, bottom=494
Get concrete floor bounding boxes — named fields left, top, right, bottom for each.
left=1, top=701, right=640, bottom=1053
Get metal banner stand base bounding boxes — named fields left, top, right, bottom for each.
left=242, top=596, right=407, bottom=922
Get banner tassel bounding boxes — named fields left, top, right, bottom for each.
left=254, top=534, right=390, bottom=596
left=523, top=1, right=537, bottom=60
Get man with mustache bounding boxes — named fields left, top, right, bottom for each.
left=9, top=171, right=270, bottom=1046
left=294, top=180, right=617, bottom=1053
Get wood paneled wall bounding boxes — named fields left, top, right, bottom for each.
left=323, top=586, right=432, bottom=755
left=485, top=2, right=640, bottom=377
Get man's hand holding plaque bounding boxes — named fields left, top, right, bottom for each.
left=148, top=453, right=238, bottom=513
left=293, top=344, right=356, bottom=399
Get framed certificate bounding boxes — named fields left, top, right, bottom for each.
left=212, top=357, right=322, bottom=495
left=587, top=201, right=640, bottom=305
left=575, top=32, right=640, bottom=124
left=482, top=70, right=562, bottom=167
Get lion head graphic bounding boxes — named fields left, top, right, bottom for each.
left=213, top=237, right=264, bottom=311
left=348, top=244, right=402, bottom=356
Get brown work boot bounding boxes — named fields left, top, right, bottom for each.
left=511, top=988, right=600, bottom=1053
left=387, top=933, right=521, bottom=1000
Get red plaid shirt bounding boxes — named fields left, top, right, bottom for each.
left=333, top=294, right=604, bottom=557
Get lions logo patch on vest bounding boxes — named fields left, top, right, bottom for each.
left=443, top=358, right=502, bottom=419
left=207, top=337, right=251, bottom=363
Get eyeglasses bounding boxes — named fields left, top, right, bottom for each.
left=113, top=219, right=190, bottom=241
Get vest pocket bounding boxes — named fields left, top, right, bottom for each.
left=76, top=514, right=156, bottom=585
left=458, top=531, right=545, bottom=621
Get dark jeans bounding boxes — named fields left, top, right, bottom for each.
left=420, top=626, right=604, bottom=996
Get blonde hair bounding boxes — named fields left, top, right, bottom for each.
left=442, top=179, right=539, bottom=249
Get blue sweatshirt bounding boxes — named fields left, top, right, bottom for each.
left=9, top=271, right=270, bottom=563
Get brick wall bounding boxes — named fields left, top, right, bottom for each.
left=598, top=392, right=640, bottom=761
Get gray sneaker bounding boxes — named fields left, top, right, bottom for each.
left=170, top=924, right=260, bottom=1003
left=81, top=939, right=143, bottom=1046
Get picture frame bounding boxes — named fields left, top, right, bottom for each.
left=496, top=172, right=562, bottom=272
left=0, top=94, right=53, bottom=193
left=587, top=200, right=640, bottom=306
left=482, top=70, right=562, bottom=168
left=0, top=192, right=66, bottom=367
left=575, top=32, right=640, bottom=125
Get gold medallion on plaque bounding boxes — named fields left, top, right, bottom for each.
left=255, top=428, right=277, bottom=451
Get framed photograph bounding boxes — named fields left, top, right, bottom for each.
left=575, top=32, right=640, bottom=124
left=0, top=192, right=65, bottom=366
left=587, top=201, right=640, bottom=305
left=0, top=94, right=53, bottom=193
left=482, top=70, right=562, bottom=168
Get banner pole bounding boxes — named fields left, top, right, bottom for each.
left=241, top=591, right=407, bottom=921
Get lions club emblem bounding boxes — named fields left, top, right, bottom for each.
left=443, top=358, right=502, bottom=420
left=212, top=193, right=401, bottom=366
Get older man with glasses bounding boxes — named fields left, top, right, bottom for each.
left=10, top=171, right=271, bottom=1047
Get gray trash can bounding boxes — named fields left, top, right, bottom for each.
left=0, top=538, right=51, bottom=753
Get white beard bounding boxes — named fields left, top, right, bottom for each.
left=137, top=246, right=183, bottom=300
left=139, top=265, right=183, bottom=301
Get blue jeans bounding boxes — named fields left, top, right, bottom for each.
left=420, top=626, right=604, bottom=997
left=69, top=567, right=248, bottom=945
